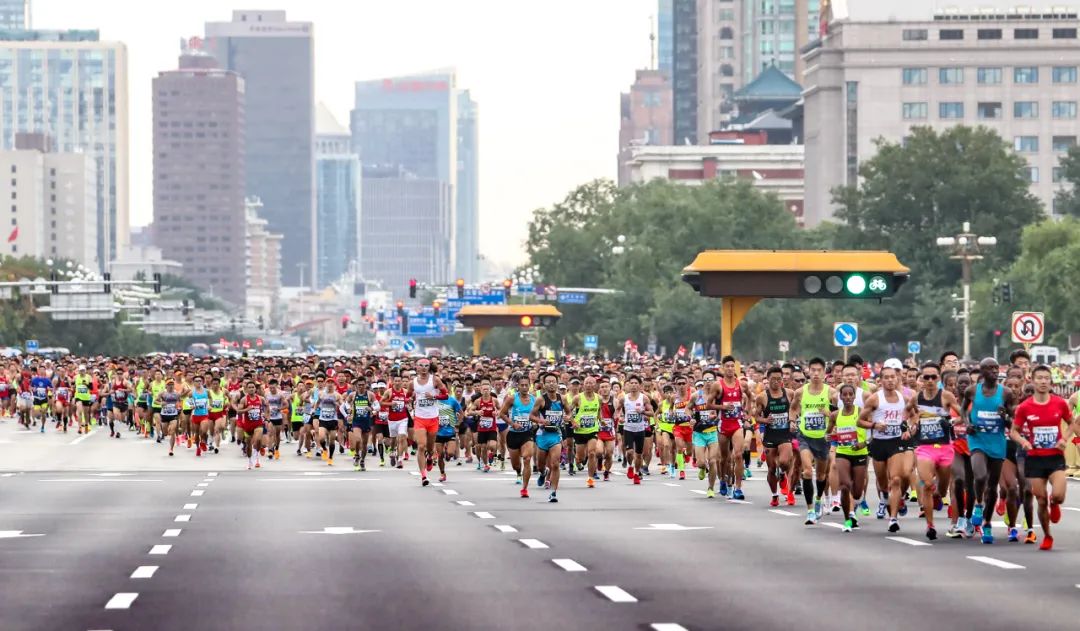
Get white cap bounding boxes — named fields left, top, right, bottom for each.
left=883, top=358, right=904, bottom=370
left=78, top=364, right=87, bottom=370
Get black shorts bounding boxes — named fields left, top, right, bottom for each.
left=573, top=433, right=597, bottom=446
left=374, top=424, right=390, bottom=438
left=291, top=421, right=303, bottom=432
left=319, top=420, right=338, bottom=431
left=1024, top=454, right=1066, bottom=480
left=136, top=402, right=148, bottom=411
left=113, top=403, right=128, bottom=413
left=561, top=425, right=573, bottom=440
left=836, top=452, right=868, bottom=468
left=506, top=430, right=534, bottom=451
left=763, top=429, right=792, bottom=449
left=869, top=438, right=906, bottom=463
left=161, top=414, right=178, bottom=424
left=351, top=417, right=372, bottom=432
left=436, top=434, right=457, bottom=444
left=152, top=406, right=162, bottom=415
left=463, top=417, right=477, bottom=431
left=1006, top=440, right=1018, bottom=464
left=623, top=430, right=646, bottom=454
left=268, top=417, right=284, bottom=427
left=476, top=430, right=498, bottom=444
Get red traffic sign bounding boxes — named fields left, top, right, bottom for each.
left=256, top=339, right=263, bottom=347
left=1011, top=311, right=1044, bottom=345
left=242, top=340, right=251, bottom=349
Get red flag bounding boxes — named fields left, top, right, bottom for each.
left=676, top=345, right=687, bottom=357
left=6, top=225, right=17, bottom=243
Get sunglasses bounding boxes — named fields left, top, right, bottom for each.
left=921, top=374, right=939, bottom=380
left=792, top=378, right=806, bottom=384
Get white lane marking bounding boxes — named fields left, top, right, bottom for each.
left=148, top=545, right=171, bottom=556
left=190, top=490, right=204, bottom=497
left=887, top=536, right=932, bottom=547
left=183, top=503, right=198, bottom=510
left=162, top=529, right=181, bottom=538
left=967, top=556, right=1025, bottom=570
left=0, top=530, right=44, bottom=539
left=410, top=471, right=420, bottom=476
left=196, top=483, right=209, bottom=487
left=1063, top=507, right=1080, bottom=512
left=39, top=479, right=162, bottom=483
left=663, top=483, right=681, bottom=487
left=473, top=511, right=495, bottom=519
left=455, top=500, right=476, bottom=506
left=255, top=478, right=381, bottom=482
left=595, top=585, right=638, bottom=603
left=519, top=538, right=549, bottom=549
left=299, top=527, right=380, bottom=535
left=552, top=558, right=587, bottom=572
left=689, top=490, right=707, bottom=495
left=431, top=482, right=445, bottom=487
left=201, top=479, right=214, bottom=483
left=769, top=509, right=799, bottom=516
left=88, top=473, right=133, bottom=477
left=174, top=514, right=191, bottom=523
left=442, top=489, right=459, bottom=495
left=68, top=430, right=96, bottom=445
left=652, top=625, right=689, bottom=631
left=207, top=472, right=218, bottom=477
left=634, top=523, right=713, bottom=531
left=727, top=499, right=752, bottom=504
left=104, top=593, right=138, bottom=609
left=130, top=566, right=158, bottom=579
left=821, top=522, right=845, bottom=530
left=493, top=524, right=518, bottom=533
left=0, top=473, right=15, bottom=477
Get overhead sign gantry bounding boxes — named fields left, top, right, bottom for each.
left=681, top=250, right=910, bottom=356
left=456, top=304, right=562, bottom=355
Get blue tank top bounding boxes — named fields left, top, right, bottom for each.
left=968, top=383, right=1006, bottom=459
left=191, top=389, right=209, bottom=416
left=510, top=393, right=535, bottom=433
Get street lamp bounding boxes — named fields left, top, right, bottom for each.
left=612, top=234, right=627, bottom=256
left=937, top=221, right=996, bottom=360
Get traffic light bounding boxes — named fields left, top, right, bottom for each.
left=360, top=300, right=368, bottom=317
left=519, top=315, right=533, bottom=327
left=1001, top=282, right=1012, bottom=303
left=152, top=272, right=162, bottom=294
left=396, top=301, right=405, bottom=317
left=409, top=278, right=417, bottom=299
left=258, top=315, right=265, bottom=330
left=456, top=278, right=465, bottom=299
left=433, top=300, right=441, bottom=318
left=103, top=272, right=111, bottom=294
left=377, top=311, right=384, bottom=323
left=503, top=279, right=512, bottom=300
left=517, top=315, right=557, bottom=327
left=341, top=315, right=350, bottom=330
left=798, top=272, right=904, bottom=299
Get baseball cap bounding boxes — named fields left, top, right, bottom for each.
left=883, top=358, right=904, bottom=370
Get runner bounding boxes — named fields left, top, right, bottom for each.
left=860, top=362, right=908, bottom=533
left=467, top=377, right=500, bottom=472
left=406, top=358, right=447, bottom=487
left=533, top=372, right=566, bottom=502
left=597, top=379, right=618, bottom=481
left=571, top=376, right=601, bottom=487
left=434, top=385, right=462, bottom=482
left=789, top=357, right=834, bottom=525
left=500, top=373, right=536, bottom=495
left=617, top=375, right=653, bottom=486
left=756, top=367, right=795, bottom=507
left=348, top=376, right=374, bottom=471
left=907, top=362, right=960, bottom=540
left=827, top=384, right=867, bottom=532
left=961, top=358, right=1018, bottom=544
left=189, top=374, right=211, bottom=457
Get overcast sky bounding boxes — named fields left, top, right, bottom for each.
left=32, top=0, right=656, bottom=269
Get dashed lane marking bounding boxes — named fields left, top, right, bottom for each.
left=174, top=514, right=191, bottom=523
left=595, top=585, right=638, bottom=603
left=651, top=625, right=689, bottom=631
left=207, top=472, right=218, bottom=477
left=190, top=490, right=204, bottom=497
left=519, top=538, right=549, bottom=549
left=68, top=430, right=97, bottom=445
left=183, top=503, right=197, bottom=510
left=104, top=593, right=138, bottom=609
left=967, top=556, right=1024, bottom=570
left=130, top=566, right=158, bottom=579
left=473, top=512, right=495, bottom=519
left=886, top=536, right=932, bottom=547
left=455, top=500, right=476, bottom=506
left=552, top=558, right=587, bottom=572
left=769, top=509, right=799, bottom=517
left=442, top=489, right=459, bottom=495
left=493, top=525, right=518, bottom=533
left=162, top=529, right=181, bottom=538
left=148, top=545, right=171, bottom=556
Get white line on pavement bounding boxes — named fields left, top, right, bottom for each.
left=455, top=500, right=476, bottom=506
left=201, top=479, right=214, bottom=483
left=39, top=479, right=162, bottom=483
left=519, top=538, right=549, bottom=549
left=493, top=525, right=518, bottom=533
left=651, top=625, right=689, bottom=631
left=183, top=503, right=197, bottom=510
left=130, top=566, right=158, bottom=579
left=769, top=509, right=799, bottom=516
left=174, top=514, right=191, bottom=523
left=148, top=545, right=171, bottom=556
left=473, top=512, right=495, bottom=519
left=552, top=558, right=587, bottom=572
left=821, top=522, right=844, bottom=530
left=727, top=499, right=752, bottom=505
left=207, top=472, right=218, bottom=476
left=663, top=483, right=681, bottom=487
left=595, top=585, right=638, bottom=603
left=410, top=471, right=420, bottom=476
left=431, top=482, right=444, bottom=487
left=442, top=489, right=459, bottom=495
left=104, top=593, right=138, bottom=609
left=68, top=430, right=96, bottom=446
left=1063, top=507, right=1080, bottom=512
left=967, top=556, right=1025, bottom=570
left=190, top=490, right=204, bottom=497
left=196, top=483, right=209, bottom=487
left=887, top=536, right=932, bottom=547
left=689, top=490, right=707, bottom=495
left=162, top=529, right=181, bottom=538
left=255, top=478, right=381, bottom=482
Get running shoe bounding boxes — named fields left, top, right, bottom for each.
left=660, top=465, right=668, bottom=476
left=698, top=466, right=707, bottom=481
left=719, top=481, right=729, bottom=497
left=946, top=525, right=962, bottom=538
left=603, top=471, right=610, bottom=482
left=520, top=488, right=529, bottom=498
left=888, top=518, right=900, bottom=533
left=389, top=455, right=397, bottom=468
left=813, top=498, right=822, bottom=519
left=770, top=495, right=780, bottom=507
left=898, top=501, right=908, bottom=517
left=354, top=459, right=361, bottom=472
left=537, top=471, right=546, bottom=487
left=483, top=464, right=491, bottom=473
left=842, top=519, right=853, bottom=533
left=859, top=498, right=870, bottom=516
left=706, top=488, right=715, bottom=499
left=831, top=498, right=842, bottom=513
left=1025, top=530, right=1037, bottom=544
left=516, top=475, right=522, bottom=485
left=779, top=477, right=789, bottom=495
left=327, top=458, right=333, bottom=467
left=981, top=524, right=993, bottom=544
left=876, top=500, right=887, bottom=520
left=627, top=466, right=635, bottom=480
left=587, top=478, right=595, bottom=488
left=633, top=475, right=642, bottom=485
left=1050, top=501, right=1062, bottom=524
left=549, top=492, right=558, bottom=503
left=1039, top=535, right=1053, bottom=551
left=1008, top=527, right=1019, bottom=543
left=926, top=526, right=937, bottom=541
left=379, top=458, right=385, bottom=467
left=805, top=510, right=817, bottom=525
left=934, top=495, right=944, bottom=512
left=743, top=468, right=751, bottom=480
left=544, top=480, right=551, bottom=490
left=965, top=519, right=976, bottom=539
left=995, top=498, right=1006, bottom=517
left=733, top=489, right=745, bottom=501
left=971, top=504, right=984, bottom=527
left=439, top=474, right=447, bottom=482
left=785, top=491, right=796, bottom=506
left=195, top=445, right=202, bottom=457
left=849, top=516, right=860, bottom=529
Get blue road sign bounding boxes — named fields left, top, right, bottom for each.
left=25, top=339, right=38, bottom=352
left=833, top=322, right=859, bottom=348
left=583, top=335, right=598, bottom=350
left=389, top=338, right=402, bottom=348
left=908, top=341, right=922, bottom=355
left=306, top=344, right=316, bottom=354
left=558, top=291, right=588, bottom=305
left=402, top=339, right=417, bottom=353
left=516, top=283, right=533, bottom=296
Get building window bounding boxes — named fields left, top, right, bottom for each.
left=1014, top=101, right=1039, bottom=119
left=1052, top=28, right=1078, bottom=39
left=903, top=28, right=928, bottom=41
left=940, top=29, right=964, bottom=40
left=977, top=102, right=1002, bottom=119
left=1053, top=66, right=1077, bottom=83
left=1014, top=28, right=1038, bottom=40
left=977, top=67, right=1002, bottom=84
left=978, top=29, right=1002, bottom=40
left=1053, top=101, right=1078, bottom=119
left=1014, top=136, right=1039, bottom=152
left=939, top=67, right=964, bottom=84
left=1053, top=167, right=1065, bottom=183
left=902, top=102, right=928, bottom=120
left=846, top=81, right=858, bottom=184
left=1026, top=167, right=1039, bottom=183
left=1014, top=66, right=1039, bottom=83
left=902, top=68, right=927, bottom=85
left=8, top=165, right=13, bottom=173
left=939, top=102, right=965, bottom=119
left=1053, top=135, right=1077, bottom=151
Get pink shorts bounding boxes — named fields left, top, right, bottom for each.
left=414, top=416, right=439, bottom=434
left=915, top=443, right=954, bottom=468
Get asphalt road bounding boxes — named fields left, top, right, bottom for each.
left=3, top=418, right=1080, bottom=630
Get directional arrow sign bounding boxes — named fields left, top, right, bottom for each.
left=633, top=523, right=714, bottom=531
left=833, top=322, right=858, bottom=348
left=0, top=530, right=45, bottom=539
left=299, top=527, right=381, bottom=535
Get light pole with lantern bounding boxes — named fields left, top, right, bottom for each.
left=936, top=221, right=996, bottom=360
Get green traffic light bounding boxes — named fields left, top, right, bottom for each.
left=846, top=274, right=867, bottom=295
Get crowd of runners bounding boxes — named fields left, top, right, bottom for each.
left=1, top=347, right=1077, bottom=549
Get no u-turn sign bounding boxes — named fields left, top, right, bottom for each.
left=1011, top=312, right=1044, bottom=345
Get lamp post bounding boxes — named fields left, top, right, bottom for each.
left=936, top=221, right=996, bottom=360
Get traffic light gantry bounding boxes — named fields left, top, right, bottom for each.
left=456, top=304, right=562, bottom=355
left=681, top=250, right=910, bottom=356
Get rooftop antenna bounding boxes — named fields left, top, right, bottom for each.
left=649, top=14, right=656, bottom=71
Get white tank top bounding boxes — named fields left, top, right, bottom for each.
left=413, top=376, right=439, bottom=419
left=623, top=393, right=647, bottom=432
left=871, top=390, right=906, bottom=440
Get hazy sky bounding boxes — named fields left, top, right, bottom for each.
left=32, top=0, right=656, bottom=269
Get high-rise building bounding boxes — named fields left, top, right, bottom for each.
left=456, top=90, right=479, bottom=282
left=314, top=103, right=360, bottom=288
left=802, top=0, right=1080, bottom=225
left=244, top=196, right=282, bottom=324
left=360, top=165, right=452, bottom=297
left=658, top=0, right=674, bottom=77
left=205, top=10, right=315, bottom=288
left=672, top=0, right=698, bottom=144
left=351, top=69, right=459, bottom=282
left=618, top=69, right=674, bottom=186
left=0, top=28, right=129, bottom=269
left=151, top=44, right=246, bottom=303
left=0, top=0, right=27, bottom=31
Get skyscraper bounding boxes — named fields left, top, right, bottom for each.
left=205, top=10, right=315, bottom=287
left=672, top=0, right=698, bottom=144
left=0, top=0, right=27, bottom=31
left=0, top=28, right=129, bottom=268
left=658, top=0, right=673, bottom=77
left=618, top=69, right=673, bottom=186
left=315, top=103, right=360, bottom=288
left=152, top=44, right=246, bottom=303
left=456, top=90, right=479, bottom=282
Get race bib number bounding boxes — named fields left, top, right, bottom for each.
left=803, top=413, right=826, bottom=432
left=1032, top=425, right=1059, bottom=450
left=512, top=413, right=531, bottom=431
left=974, top=410, right=1002, bottom=433
left=601, top=419, right=615, bottom=433
left=544, top=410, right=563, bottom=427
left=835, top=427, right=857, bottom=447
left=162, top=404, right=178, bottom=415
left=76, top=385, right=88, bottom=394
left=952, top=421, right=967, bottom=438
left=391, top=401, right=404, bottom=412
left=722, top=403, right=742, bottom=420
left=438, top=415, right=453, bottom=427
left=319, top=407, right=336, bottom=421
left=578, top=415, right=597, bottom=429
left=919, top=418, right=946, bottom=442
left=674, top=410, right=691, bottom=423
left=769, top=413, right=789, bottom=430
left=878, top=422, right=902, bottom=439
left=417, top=398, right=435, bottom=408
left=247, top=408, right=261, bottom=421
left=479, top=417, right=495, bottom=430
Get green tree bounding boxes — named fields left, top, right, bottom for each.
left=1054, top=145, right=1080, bottom=217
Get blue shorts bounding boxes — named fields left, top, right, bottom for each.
left=536, top=430, right=562, bottom=452
left=496, top=421, right=508, bottom=432
left=351, top=416, right=372, bottom=432
left=693, top=431, right=718, bottom=448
